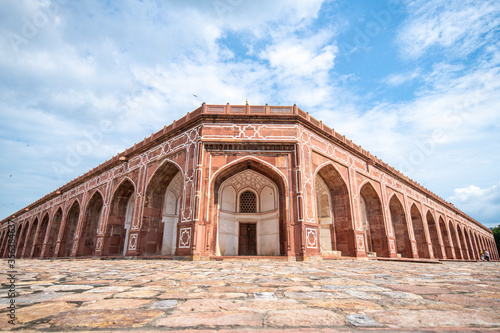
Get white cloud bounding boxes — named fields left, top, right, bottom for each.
left=383, top=70, right=420, bottom=86
left=397, top=0, right=500, bottom=59
left=448, top=182, right=500, bottom=227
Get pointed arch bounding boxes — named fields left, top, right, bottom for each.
left=142, top=160, right=183, bottom=256
left=456, top=225, right=468, bottom=260
left=389, top=194, right=412, bottom=258
left=473, top=232, right=482, bottom=259
left=45, top=207, right=63, bottom=258
left=58, top=200, right=80, bottom=257
left=410, top=204, right=429, bottom=258
left=15, top=223, right=27, bottom=258
left=212, top=158, right=287, bottom=256
left=360, top=182, right=389, bottom=257
left=439, top=216, right=452, bottom=259
left=459, top=225, right=472, bottom=260
left=77, top=190, right=104, bottom=256
left=23, top=218, right=39, bottom=258
left=426, top=210, right=442, bottom=259
left=103, top=178, right=136, bottom=256
left=449, top=222, right=462, bottom=259
left=315, top=163, right=354, bottom=257
left=33, top=213, right=49, bottom=258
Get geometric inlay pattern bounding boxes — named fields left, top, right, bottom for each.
left=179, top=227, right=191, bottom=248
left=305, top=227, right=317, bottom=248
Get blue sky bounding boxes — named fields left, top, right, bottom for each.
left=1, top=0, right=499, bottom=228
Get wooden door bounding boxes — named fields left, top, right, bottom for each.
left=239, top=223, right=257, bottom=255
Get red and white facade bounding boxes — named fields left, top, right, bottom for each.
left=1, top=104, right=497, bottom=261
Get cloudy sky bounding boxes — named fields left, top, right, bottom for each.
left=1, top=0, right=499, bottom=228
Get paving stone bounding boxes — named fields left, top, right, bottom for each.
left=284, top=291, right=334, bottom=299
left=253, top=292, right=277, bottom=299
left=323, top=284, right=390, bottom=292
left=155, top=311, right=262, bottom=327
left=346, top=314, right=382, bottom=327
left=425, top=293, right=500, bottom=307
left=78, top=298, right=151, bottom=310
left=45, top=284, right=94, bottom=291
left=149, top=299, right=178, bottom=309
left=177, top=299, right=243, bottom=312
left=386, top=284, right=451, bottom=294
left=50, top=292, right=114, bottom=302
left=49, top=309, right=163, bottom=328
left=5, top=259, right=500, bottom=331
left=306, top=299, right=383, bottom=310
left=241, top=299, right=307, bottom=311
left=378, top=291, right=422, bottom=299
left=83, top=286, right=131, bottom=293
left=114, top=288, right=160, bottom=298
left=0, top=291, right=72, bottom=304
left=265, top=309, right=345, bottom=327
left=374, top=309, right=500, bottom=328
left=13, top=301, right=77, bottom=324
left=344, top=290, right=382, bottom=300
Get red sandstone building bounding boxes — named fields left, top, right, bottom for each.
left=1, top=104, right=498, bottom=261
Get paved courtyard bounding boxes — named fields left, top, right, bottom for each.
left=1, top=258, right=499, bottom=332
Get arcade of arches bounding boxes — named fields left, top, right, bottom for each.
left=1, top=104, right=497, bottom=261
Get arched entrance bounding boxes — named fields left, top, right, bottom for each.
left=217, top=169, right=279, bottom=256
left=142, top=161, right=182, bottom=256
left=389, top=195, right=412, bottom=258
left=315, top=164, right=354, bottom=257
left=59, top=201, right=80, bottom=257
left=359, top=183, right=389, bottom=257
left=46, top=208, right=62, bottom=257
left=426, top=211, right=442, bottom=259
left=212, top=159, right=287, bottom=256
left=439, top=217, right=453, bottom=259
left=104, top=179, right=136, bottom=256
left=77, top=191, right=103, bottom=257
left=410, top=204, right=430, bottom=258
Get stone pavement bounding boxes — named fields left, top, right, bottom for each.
left=1, top=258, right=499, bottom=332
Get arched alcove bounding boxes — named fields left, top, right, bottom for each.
left=360, top=183, right=389, bottom=257
left=45, top=208, right=62, bottom=257
left=15, top=224, right=26, bottom=258
left=212, top=159, right=286, bottom=256
left=217, top=169, right=279, bottom=256
left=456, top=226, right=468, bottom=260
left=439, top=217, right=453, bottom=259
left=142, top=161, right=182, bottom=256
left=24, top=218, right=38, bottom=258
left=77, top=191, right=103, bottom=256
left=449, top=223, right=462, bottom=259
left=58, top=201, right=80, bottom=257
left=410, top=204, right=429, bottom=258
left=315, top=164, right=354, bottom=257
left=104, top=179, right=136, bottom=256
left=389, top=195, right=412, bottom=258
left=33, top=214, right=49, bottom=258
left=426, top=211, right=442, bottom=259
left=161, top=172, right=182, bottom=256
